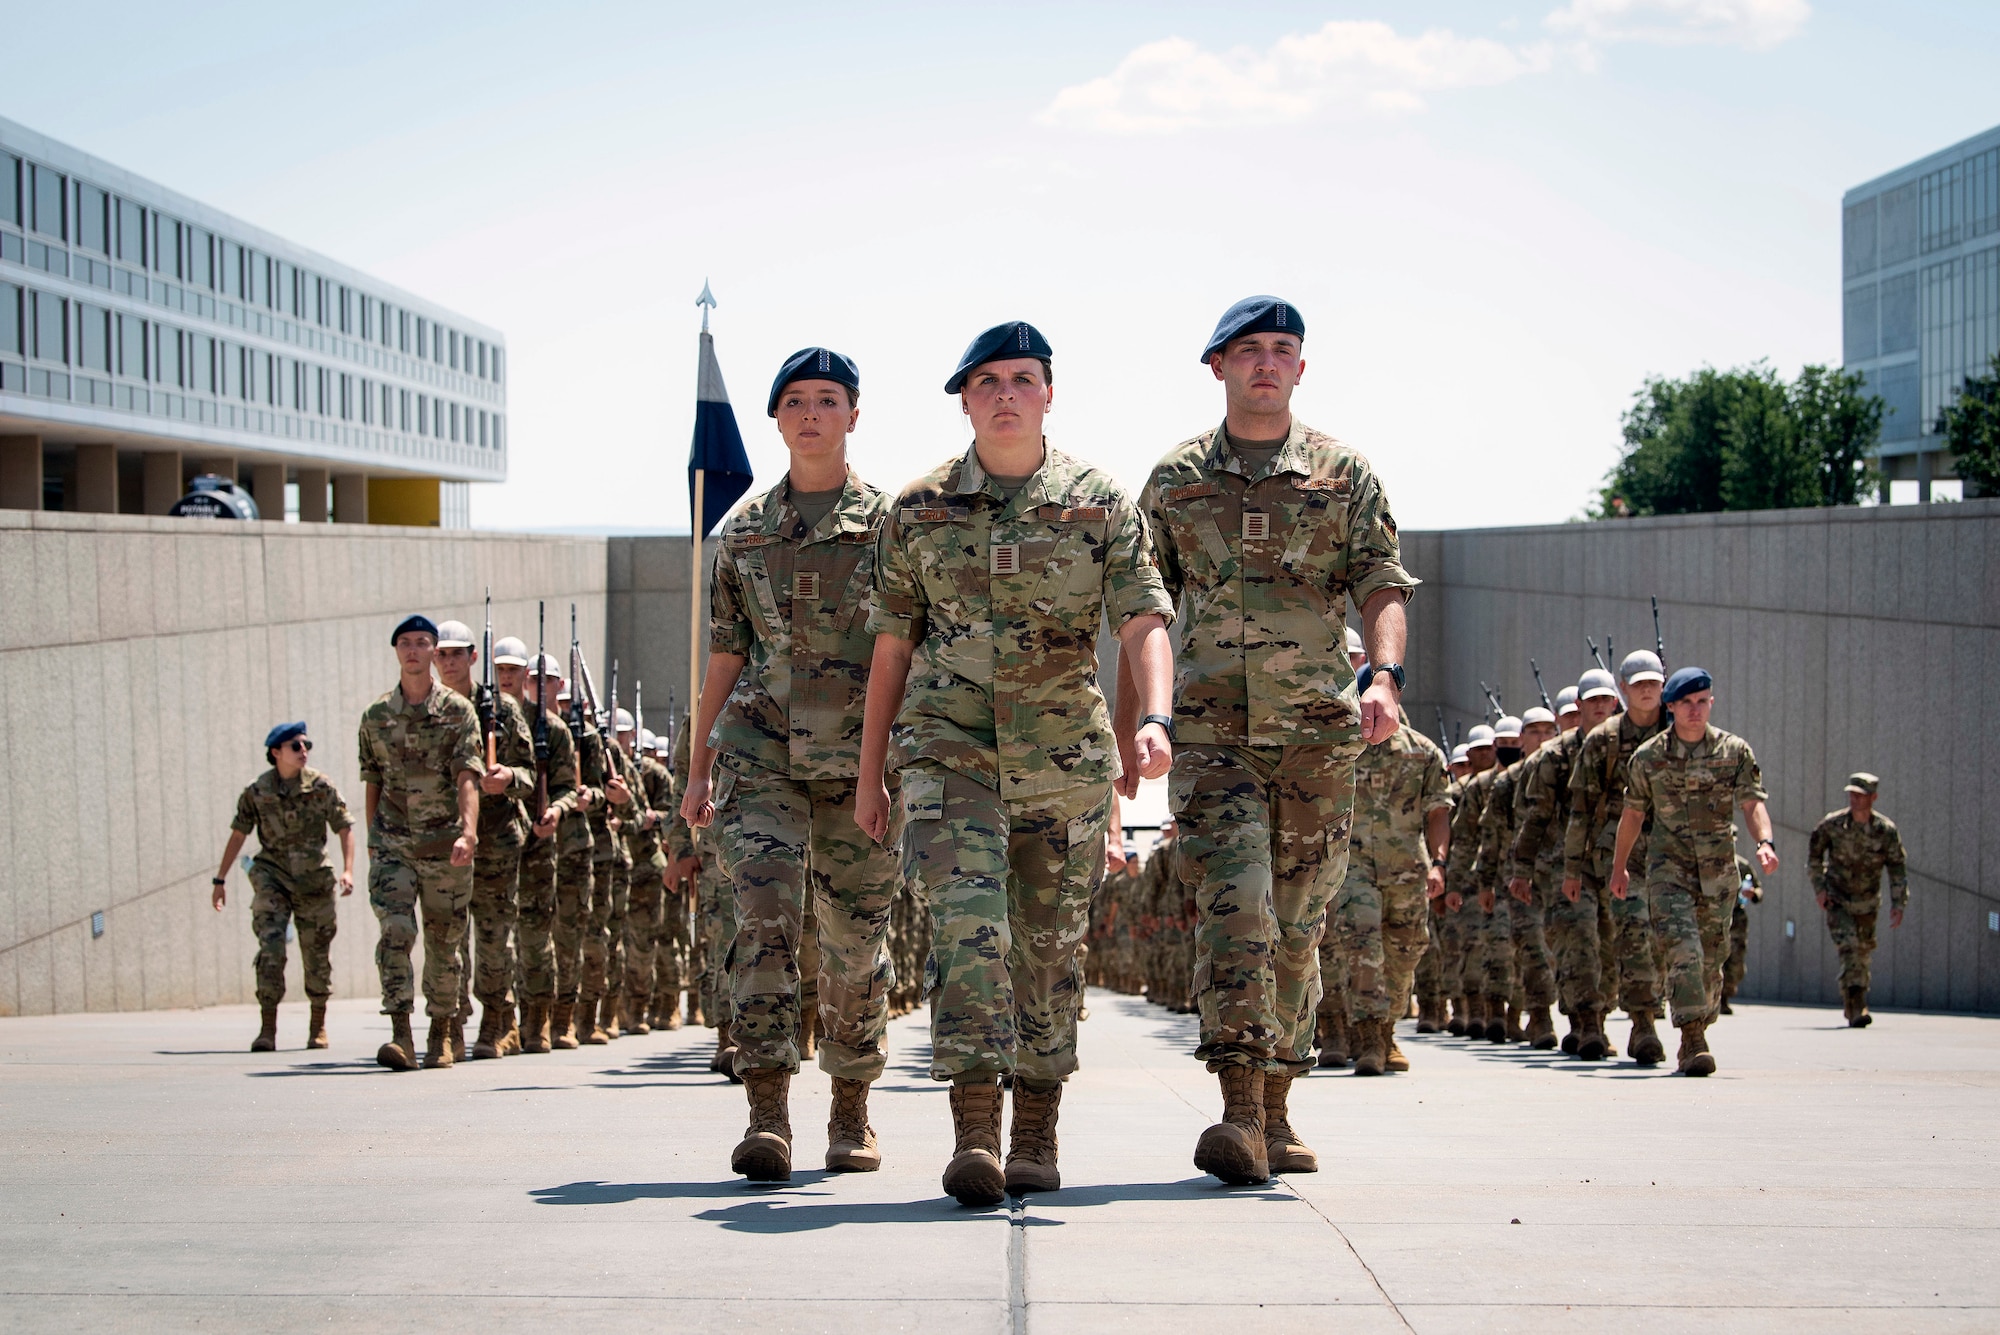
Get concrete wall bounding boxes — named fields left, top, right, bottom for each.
left=1399, top=499, right=2000, bottom=1013
left=0, top=510, right=606, bottom=1017
left=607, top=536, right=720, bottom=733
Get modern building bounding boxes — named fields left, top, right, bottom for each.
left=1843, top=121, right=1999, bottom=501
left=0, top=115, right=504, bottom=525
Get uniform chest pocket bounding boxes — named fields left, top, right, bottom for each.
left=1161, top=483, right=1236, bottom=582
left=902, top=508, right=983, bottom=608
left=1017, top=507, right=1109, bottom=628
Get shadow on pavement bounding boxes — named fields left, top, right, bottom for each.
left=1028, top=1178, right=1296, bottom=1209
left=245, top=1059, right=391, bottom=1077
left=693, top=1195, right=1025, bottom=1232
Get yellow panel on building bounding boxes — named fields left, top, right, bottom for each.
left=366, top=477, right=441, bottom=526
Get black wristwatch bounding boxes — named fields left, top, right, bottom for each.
left=1371, top=662, right=1406, bottom=692
left=1429, top=857, right=1446, bottom=869
left=1140, top=713, right=1176, bottom=740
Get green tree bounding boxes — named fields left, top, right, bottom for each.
left=1789, top=365, right=1883, bottom=506
left=1935, top=349, right=2000, bottom=498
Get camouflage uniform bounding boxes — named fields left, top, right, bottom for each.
left=671, top=706, right=734, bottom=1030
left=581, top=725, right=635, bottom=1014
left=515, top=706, right=580, bottom=1004
left=357, top=683, right=483, bottom=1018
left=1333, top=724, right=1450, bottom=1024
left=709, top=472, right=901, bottom=1080
left=1563, top=710, right=1668, bottom=1015
left=1143, top=421, right=1416, bottom=1073
left=1624, top=725, right=1767, bottom=1027
left=1723, top=853, right=1761, bottom=1005
left=622, top=747, right=672, bottom=1018
left=554, top=713, right=602, bottom=1013
left=1472, top=758, right=1556, bottom=1013
left=1513, top=727, right=1601, bottom=1014
left=1807, top=807, right=1909, bottom=994
left=632, top=750, right=684, bottom=1020
left=1442, top=767, right=1495, bottom=1011
left=873, top=444, right=1171, bottom=1084
left=230, top=767, right=352, bottom=1007
left=460, top=687, right=535, bottom=1017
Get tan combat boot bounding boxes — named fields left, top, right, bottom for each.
left=1447, top=995, right=1471, bottom=1037
left=424, top=1016, right=454, bottom=1069
left=1194, top=1066, right=1270, bottom=1185
left=551, top=1000, right=580, bottom=1050
left=1316, top=1012, right=1350, bottom=1069
left=1676, top=1019, right=1716, bottom=1076
left=601, top=994, right=623, bottom=1041
left=307, top=1001, right=329, bottom=1050
left=251, top=1005, right=279, bottom=1053
left=826, top=1076, right=881, bottom=1173
left=942, top=1080, right=1007, bottom=1206
left=1527, top=1006, right=1557, bottom=1050
left=1351, top=1017, right=1387, bottom=1077
left=715, top=1026, right=742, bottom=1084
left=377, top=1014, right=417, bottom=1070
left=520, top=1000, right=552, bottom=1054
left=1263, top=1070, right=1317, bottom=1173
left=627, top=998, right=652, bottom=1036
left=580, top=996, right=609, bottom=1045
left=1628, top=1009, right=1665, bottom=1066
left=1560, top=1008, right=1583, bottom=1055
left=471, top=1005, right=503, bottom=1060
left=1847, top=987, right=1872, bottom=1028
left=1485, top=996, right=1510, bottom=1043
left=730, top=1069, right=793, bottom=1181
left=498, top=1004, right=521, bottom=1056
left=448, top=1012, right=467, bottom=1063
left=1004, top=1080, right=1062, bottom=1193
left=1576, top=1007, right=1610, bottom=1061
left=800, top=1007, right=818, bottom=1061
left=659, top=992, right=683, bottom=1031
left=1416, top=996, right=1441, bottom=1034
left=1385, top=1021, right=1411, bottom=1073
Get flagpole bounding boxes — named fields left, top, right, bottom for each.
left=689, top=468, right=704, bottom=728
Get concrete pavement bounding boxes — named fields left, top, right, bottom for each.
left=4, top=992, right=1997, bottom=1332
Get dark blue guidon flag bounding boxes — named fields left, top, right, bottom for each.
left=689, top=329, right=753, bottom=537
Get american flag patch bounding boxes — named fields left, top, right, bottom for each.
left=991, top=543, right=1021, bottom=575
left=793, top=571, right=821, bottom=600
left=1242, top=512, right=1271, bottom=541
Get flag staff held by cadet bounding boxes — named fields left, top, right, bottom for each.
left=687, top=280, right=756, bottom=723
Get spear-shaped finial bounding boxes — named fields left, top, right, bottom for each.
left=696, top=279, right=717, bottom=333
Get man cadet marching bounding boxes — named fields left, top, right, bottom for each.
left=358, top=615, right=485, bottom=1070
left=1328, top=664, right=1450, bottom=1076
left=434, top=621, right=536, bottom=1061
left=213, top=722, right=355, bottom=1052
left=1610, top=667, right=1778, bottom=1075
left=1563, top=651, right=1670, bottom=1065
left=857, top=321, right=1176, bottom=1207
left=626, top=726, right=676, bottom=1031
left=1808, top=772, right=1908, bottom=1028
left=510, top=651, right=581, bottom=1052
left=1139, top=296, right=1416, bottom=1186
left=681, top=347, right=902, bottom=1183
left=1441, top=724, right=1498, bottom=1039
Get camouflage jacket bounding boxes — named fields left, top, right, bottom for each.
left=1351, top=723, right=1451, bottom=882
left=575, top=723, right=615, bottom=862
left=1140, top=420, right=1417, bottom=747
left=357, top=682, right=483, bottom=855
left=1562, top=710, right=1667, bottom=881
left=231, top=766, right=352, bottom=877
left=710, top=470, right=890, bottom=780
left=629, top=753, right=673, bottom=870
left=472, top=685, right=538, bottom=848
left=596, top=739, right=642, bottom=869
left=869, top=443, right=1173, bottom=798
left=667, top=706, right=696, bottom=865
left=1473, top=758, right=1529, bottom=893
left=520, top=702, right=581, bottom=850
left=1512, top=728, right=1585, bottom=877
left=1624, top=725, right=1767, bottom=877
left=1808, top=808, right=1908, bottom=909
left=1445, top=766, right=1495, bottom=900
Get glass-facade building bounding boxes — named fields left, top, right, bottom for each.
left=0, top=115, right=504, bottom=525
left=1843, top=121, right=2000, bottom=501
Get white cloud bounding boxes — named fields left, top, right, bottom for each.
left=1040, top=21, right=1553, bottom=134
left=1544, top=0, right=1811, bottom=50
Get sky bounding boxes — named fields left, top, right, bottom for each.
left=4, top=1, right=1996, bottom=530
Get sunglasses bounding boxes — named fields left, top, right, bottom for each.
left=285, top=739, right=313, bottom=753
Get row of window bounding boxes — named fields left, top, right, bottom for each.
left=1918, top=247, right=2000, bottom=435
left=0, top=280, right=504, bottom=450
left=1919, top=146, right=2000, bottom=256
left=0, top=150, right=504, bottom=384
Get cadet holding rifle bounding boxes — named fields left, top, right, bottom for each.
left=509, top=627, right=581, bottom=1053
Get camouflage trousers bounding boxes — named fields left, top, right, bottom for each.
left=650, top=876, right=692, bottom=1014
left=695, top=837, right=735, bottom=1029
left=901, top=767, right=1108, bottom=1085
left=1591, top=860, right=1661, bottom=1014
left=1723, top=900, right=1750, bottom=999
left=1315, top=930, right=1349, bottom=1030
left=1435, top=896, right=1477, bottom=1001
left=367, top=841, right=472, bottom=1018
left=1647, top=858, right=1737, bottom=1027
left=459, top=839, right=520, bottom=1013
left=1546, top=874, right=1617, bottom=1014
left=1330, top=853, right=1431, bottom=1023
left=582, top=848, right=629, bottom=1004
left=1170, top=742, right=1359, bottom=1075
left=515, top=835, right=559, bottom=1002
left=623, top=857, right=664, bottom=1012
left=553, top=843, right=594, bottom=1006
left=1414, top=911, right=1443, bottom=1010
left=1480, top=889, right=1556, bottom=1008
left=714, top=768, right=899, bottom=1081
left=1824, top=901, right=1879, bottom=992
left=247, top=865, right=338, bottom=1006
left=886, top=879, right=930, bottom=1017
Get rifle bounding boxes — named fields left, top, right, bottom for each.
left=1605, top=634, right=1616, bottom=673
left=1586, top=636, right=1607, bottom=672
left=1453, top=721, right=1462, bottom=748
left=1435, top=706, right=1449, bottom=751
left=1479, top=680, right=1503, bottom=722
left=567, top=604, right=586, bottom=743
left=531, top=600, right=549, bottom=822
left=478, top=588, right=497, bottom=768
left=1651, top=596, right=1666, bottom=668
left=1530, top=659, right=1552, bottom=711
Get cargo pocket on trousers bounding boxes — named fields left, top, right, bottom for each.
left=901, top=770, right=944, bottom=824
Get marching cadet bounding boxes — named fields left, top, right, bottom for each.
left=1443, top=725, right=1498, bottom=1038
left=1475, top=709, right=1560, bottom=1046
left=1808, top=773, right=1909, bottom=1027
left=434, top=621, right=536, bottom=1061
left=213, top=722, right=354, bottom=1052
left=1139, top=296, right=1416, bottom=1186
left=613, top=710, right=665, bottom=1034
left=576, top=688, right=633, bottom=1045
left=1610, top=667, right=1777, bottom=1075
left=857, top=321, right=1176, bottom=1206
left=673, top=703, right=739, bottom=1075
left=1414, top=743, right=1472, bottom=1033
left=510, top=652, right=582, bottom=1052
left=1719, top=851, right=1763, bottom=1017
left=357, top=615, right=484, bottom=1071
left=682, top=347, right=903, bottom=1182
left=632, top=730, right=682, bottom=1031
left=1562, top=651, right=1669, bottom=1066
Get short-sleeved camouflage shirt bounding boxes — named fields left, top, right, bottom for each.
left=868, top=443, right=1173, bottom=799
left=1474, top=758, right=1530, bottom=891
left=1350, top=723, right=1451, bottom=881
left=231, top=766, right=352, bottom=877
left=709, top=470, right=890, bottom=780
left=357, top=681, right=483, bottom=854
left=1563, top=710, right=1668, bottom=881
left=1140, top=420, right=1418, bottom=748
left=1624, top=725, right=1767, bottom=876
left=474, top=685, right=537, bottom=848
left=1809, top=808, right=1909, bottom=909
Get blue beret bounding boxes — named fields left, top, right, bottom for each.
left=1662, top=666, right=1713, bottom=703
left=767, top=346, right=860, bottom=417
left=390, top=614, right=438, bottom=645
left=1201, top=295, right=1305, bottom=363
left=945, top=321, right=1052, bottom=393
left=264, top=721, right=307, bottom=750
